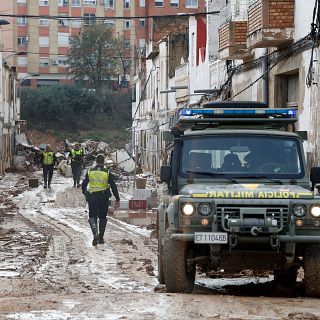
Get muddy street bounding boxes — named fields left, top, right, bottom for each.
left=0, top=173, right=319, bottom=320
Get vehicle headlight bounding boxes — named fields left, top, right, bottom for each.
left=181, top=203, right=195, bottom=216
left=198, top=203, right=212, bottom=216
left=292, top=204, right=306, bottom=217
left=310, top=205, right=320, bottom=218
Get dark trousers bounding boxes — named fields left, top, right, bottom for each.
left=71, top=163, right=82, bottom=185
left=43, top=165, right=54, bottom=186
left=87, top=191, right=109, bottom=239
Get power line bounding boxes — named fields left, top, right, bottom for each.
left=0, top=11, right=219, bottom=21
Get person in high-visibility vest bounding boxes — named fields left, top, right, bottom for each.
left=40, top=144, right=56, bottom=189
left=70, top=142, right=84, bottom=188
left=81, top=154, right=120, bottom=246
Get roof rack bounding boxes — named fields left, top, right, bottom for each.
left=171, top=106, right=298, bottom=134
left=203, top=101, right=268, bottom=109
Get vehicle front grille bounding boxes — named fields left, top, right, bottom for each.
left=216, top=204, right=289, bottom=231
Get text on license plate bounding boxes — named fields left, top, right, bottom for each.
left=194, top=232, right=228, bottom=244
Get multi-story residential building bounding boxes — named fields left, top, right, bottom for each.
left=0, top=0, right=205, bottom=88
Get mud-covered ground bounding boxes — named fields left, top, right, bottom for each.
left=0, top=172, right=320, bottom=320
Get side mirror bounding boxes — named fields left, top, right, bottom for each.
left=297, top=131, right=308, bottom=141
left=160, top=165, right=171, bottom=183
left=310, top=167, right=320, bottom=190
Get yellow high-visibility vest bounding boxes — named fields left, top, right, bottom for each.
left=88, top=168, right=109, bottom=193
left=43, top=151, right=54, bottom=165
left=71, top=149, right=83, bottom=161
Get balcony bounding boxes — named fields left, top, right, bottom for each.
left=247, top=0, right=294, bottom=49
left=218, top=2, right=253, bottom=60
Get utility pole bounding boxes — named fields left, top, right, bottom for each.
left=133, top=145, right=137, bottom=189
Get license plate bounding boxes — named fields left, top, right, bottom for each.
left=194, top=232, right=228, bottom=244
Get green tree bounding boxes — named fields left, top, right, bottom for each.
left=67, top=23, right=128, bottom=112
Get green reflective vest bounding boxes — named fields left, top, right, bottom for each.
left=88, top=168, right=109, bottom=193
left=43, top=151, right=54, bottom=165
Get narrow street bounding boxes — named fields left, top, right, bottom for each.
left=0, top=173, right=319, bottom=320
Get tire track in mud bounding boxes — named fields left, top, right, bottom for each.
left=16, top=179, right=158, bottom=295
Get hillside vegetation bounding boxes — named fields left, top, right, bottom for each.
left=21, top=85, right=132, bottom=147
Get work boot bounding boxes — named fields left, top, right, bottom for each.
left=98, top=218, right=107, bottom=245
left=88, top=217, right=99, bottom=246
left=92, top=235, right=99, bottom=246
left=44, top=184, right=47, bottom=189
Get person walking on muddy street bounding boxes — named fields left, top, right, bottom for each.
left=41, top=144, right=56, bottom=189
left=70, top=142, right=84, bottom=187
left=81, top=154, right=120, bottom=246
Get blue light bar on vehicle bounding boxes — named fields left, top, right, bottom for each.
left=180, top=108, right=297, bottom=118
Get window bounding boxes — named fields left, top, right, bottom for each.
left=180, top=136, right=304, bottom=179
left=155, top=0, right=163, bottom=6
left=275, top=72, right=299, bottom=108
left=58, top=17, right=69, bottom=27
left=17, top=57, right=27, bottom=66
left=104, top=0, right=114, bottom=8
left=139, top=0, right=145, bottom=6
left=139, top=19, right=145, bottom=28
left=104, top=19, right=114, bottom=28
left=186, top=0, right=198, bottom=7
left=50, top=58, right=59, bottom=66
left=39, top=18, right=49, bottom=26
left=39, top=58, right=49, bottom=67
left=58, top=33, right=69, bottom=46
left=39, top=36, right=49, bottom=47
left=58, top=0, right=69, bottom=5
left=71, top=0, right=80, bottom=6
left=71, top=19, right=81, bottom=27
left=124, top=40, right=131, bottom=48
left=83, top=0, right=96, bottom=5
left=123, top=59, right=131, bottom=69
left=124, top=20, right=130, bottom=29
left=139, top=38, right=145, bottom=49
left=170, top=0, right=179, bottom=7
left=39, top=0, right=49, bottom=5
left=124, top=0, right=130, bottom=8
left=17, top=0, right=27, bottom=4
left=16, top=17, right=27, bottom=25
left=17, top=37, right=28, bottom=46
left=58, top=58, right=68, bottom=67
left=84, top=13, right=96, bottom=25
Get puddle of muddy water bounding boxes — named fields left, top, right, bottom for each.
left=0, top=270, right=20, bottom=277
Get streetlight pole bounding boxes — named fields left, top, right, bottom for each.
left=2, top=51, right=29, bottom=67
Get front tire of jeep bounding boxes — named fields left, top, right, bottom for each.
left=158, top=233, right=165, bottom=284
left=304, top=245, right=320, bottom=297
left=163, top=230, right=195, bottom=293
left=273, top=267, right=297, bottom=287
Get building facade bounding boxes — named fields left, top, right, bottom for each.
left=133, top=0, right=320, bottom=174
left=0, top=59, right=21, bottom=173
left=0, top=0, right=205, bottom=87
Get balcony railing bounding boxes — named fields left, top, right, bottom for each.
left=218, top=1, right=252, bottom=60
left=219, top=1, right=249, bottom=25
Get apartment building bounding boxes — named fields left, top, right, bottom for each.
left=0, top=0, right=205, bottom=88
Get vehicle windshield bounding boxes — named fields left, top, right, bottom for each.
left=180, top=135, right=304, bottom=179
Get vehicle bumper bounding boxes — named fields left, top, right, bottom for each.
left=171, top=233, right=320, bottom=243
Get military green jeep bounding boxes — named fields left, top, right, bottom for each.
left=157, top=101, right=320, bottom=296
